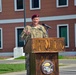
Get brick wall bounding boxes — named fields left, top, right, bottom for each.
left=0, top=0, right=76, bottom=52
left=0, top=23, right=24, bottom=52
left=0, top=0, right=76, bottom=19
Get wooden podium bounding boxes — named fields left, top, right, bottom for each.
left=24, top=38, right=65, bottom=75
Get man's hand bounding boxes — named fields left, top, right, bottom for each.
left=23, top=29, right=30, bottom=35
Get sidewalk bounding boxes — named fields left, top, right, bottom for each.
left=0, top=71, right=26, bottom=75
left=0, top=59, right=25, bottom=64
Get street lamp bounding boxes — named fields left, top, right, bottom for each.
left=23, top=0, right=26, bottom=27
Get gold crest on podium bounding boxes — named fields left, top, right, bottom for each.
left=41, top=60, right=54, bottom=74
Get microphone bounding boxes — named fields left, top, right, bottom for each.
left=42, top=23, right=52, bottom=29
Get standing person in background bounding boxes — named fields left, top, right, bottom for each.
left=21, top=14, right=48, bottom=75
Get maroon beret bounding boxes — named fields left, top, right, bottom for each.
left=31, top=14, right=39, bottom=19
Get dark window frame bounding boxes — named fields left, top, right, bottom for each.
left=0, top=0, right=2, bottom=12
left=57, top=0, right=68, bottom=7
left=16, top=27, right=25, bottom=47
left=15, top=0, right=24, bottom=11
left=0, top=28, right=3, bottom=49
left=30, top=0, right=41, bottom=10
left=74, top=0, right=76, bottom=6
left=57, top=24, right=69, bottom=47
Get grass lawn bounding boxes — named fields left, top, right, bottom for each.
left=15, top=56, right=26, bottom=59
left=0, top=64, right=25, bottom=74
left=15, top=55, right=76, bottom=60
left=59, top=55, right=76, bottom=59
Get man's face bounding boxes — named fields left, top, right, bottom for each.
left=32, top=17, right=39, bottom=25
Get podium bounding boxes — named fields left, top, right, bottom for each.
left=24, top=38, right=65, bottom=75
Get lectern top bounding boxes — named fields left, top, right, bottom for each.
left=24, top=38, right=65, bottom=53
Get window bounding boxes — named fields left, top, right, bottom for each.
left=0, top=28, right=3, bottom=49
left=57, top=24, right=69, bottom=47
left=74, top=0, right=76, bottom=6
left=0, top=0, right=2, bottom=12
left=30, top=0, right=41, bottom=10
left=14, top=0, right=24, bottom=11
left=57, top=0, right=68, bottom=7
left=15, top=27, right=24, bottom=47
left=75, top=24, right=76, bottom=47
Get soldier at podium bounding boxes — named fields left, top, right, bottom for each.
left=21, top=14, right=48, bottom=41
left=21, top=14, right=48, bottom=75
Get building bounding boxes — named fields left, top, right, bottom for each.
left=0, top=0, right=76, bottom=56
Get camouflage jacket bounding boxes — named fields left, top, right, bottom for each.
left=21, top=24, right=48, bottom=41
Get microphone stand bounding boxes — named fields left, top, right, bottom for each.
left=45, top=27, right=50, bottom=36
left=42, top=23, right=51, bottom=36
left=46, top=27, right=49, bottom=33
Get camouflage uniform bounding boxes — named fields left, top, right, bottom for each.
left=21, top=24, right=48, bottom=41
left=21, top=24, right=48, bottom=75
